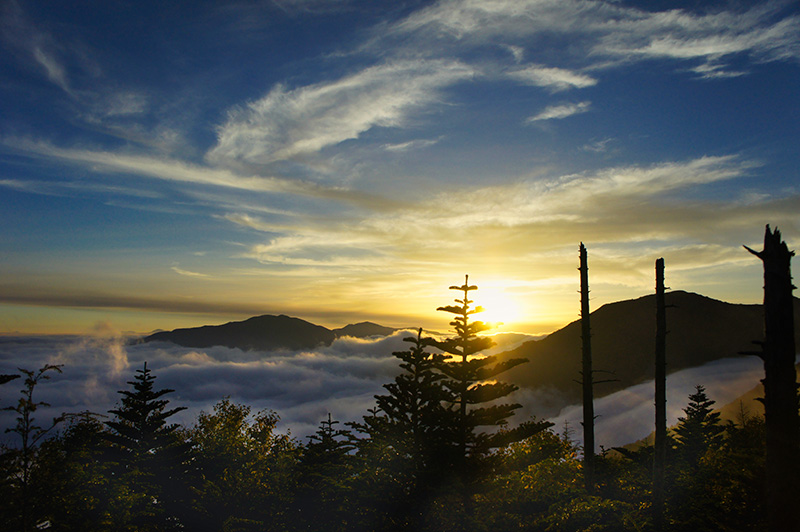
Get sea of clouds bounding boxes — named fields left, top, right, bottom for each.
left=0, top=326, right=773, bottom=450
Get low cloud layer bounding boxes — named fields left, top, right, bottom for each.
left=0, top=331, right=770, bottom=449
left=550, top=355, right=777, bottom=450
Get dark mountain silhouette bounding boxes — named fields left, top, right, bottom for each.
left=144, top=315, right=337, bottom=351
left=498, top=290, right=800, bottom=409
left=143, top=316, right=400, bottom=351
left=332, top=322, right=397, bottom=338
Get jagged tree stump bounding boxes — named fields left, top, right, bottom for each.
left=745, top=225, right=800, bottom=532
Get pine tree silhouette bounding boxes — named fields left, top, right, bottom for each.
left=351, top=328, right=452, bottom=529
left=674, top=385, right=723, bottom=466
left=428, top=275, right=552, bottom=518
left=105, top=362, right=189, bottom=529
left=106, top=362, right=187, bottom=458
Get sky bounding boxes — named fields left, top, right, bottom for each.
left=1, top=0, right=799, bottom=335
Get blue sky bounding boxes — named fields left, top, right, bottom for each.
left=1, top=0, right=799, bottom=334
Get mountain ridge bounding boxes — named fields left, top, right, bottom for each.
left=142, top=291, right=797, bottom=412
left=498, top=290, right=800, bottom=410
left=143, top=315, right=400, bottom=351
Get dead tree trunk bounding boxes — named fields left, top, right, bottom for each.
left=745, top=225, right=800, bottom=532
left=579, top=243, right=595, bottom=492
left=653, top=257, right=667, bottom=532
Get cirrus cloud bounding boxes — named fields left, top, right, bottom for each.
left=207, top=59, right=476, bottom=166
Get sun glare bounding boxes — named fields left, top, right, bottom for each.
left=473, top=288, right=522, bottom=328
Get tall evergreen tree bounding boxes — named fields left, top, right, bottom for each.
left=106, top=362, right=187, bottom=460
left=428, top=275, right=552, bottom=512
left=351, top=329, right=452, bottom=530
left=105, top=362, right=189, bottom=530
left=673, top=385, right=723, bottom=466
left=295, top=413, right=356, bottom=532
left=364, top=329, right=450, bottom=470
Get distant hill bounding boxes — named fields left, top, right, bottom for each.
left=143, top=315, right=399, bottom=351
left=332, top=322, right=397, bottom=338
left=498, top=291, right=800, bottom=407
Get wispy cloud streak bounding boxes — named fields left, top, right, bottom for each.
left=207, top=60, right=475, bottom=165
left=526, top=101, right=590, bottom=122
left=507, top=65, right=597, bottom=91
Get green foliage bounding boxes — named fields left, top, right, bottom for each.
left=105, top=362, right=187, bottom=458
left=428, top=276, right=550, bottom=470
left=25, top=413, right=118, bottom=531
left=0, top=347, right=775, bottom=531
left=1, top=364, right=63, bottom=532
left=349, top=329, right=455, bottom=530
left=104, top=362, right=191, bottom=531
left=293, top=413, right=359, bottom=531
left=673, top=385, right=723, bottom=467
left=187, top=397, right=298, bottom=532
left=667, top=407, right=766, bottom=532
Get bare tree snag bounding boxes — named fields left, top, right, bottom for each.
left=653, top=257, right=667, bottom=532
left=745, top=225, right=800, bottom=532
left=579, top=243, right=595, bottom=492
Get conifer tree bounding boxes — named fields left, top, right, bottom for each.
left=106, top=362, right=187, bottom=460
left=105, top=362, right=189, bottom=529
left=428, top=276, right=551, bottom=503
left=305, top=412, right=354, bottom=465
left=351, top=329, right=453, bottom=530
left=296, top=414, right=355, bottom=532
left=362, top=329, right=450, bottom=470
left=674, top=385, right=723, bottom=466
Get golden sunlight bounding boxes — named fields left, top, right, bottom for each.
left=473, top=287, right=523, bottom=327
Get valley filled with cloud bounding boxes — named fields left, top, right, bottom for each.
left=0, top=327, right=767, bottom=449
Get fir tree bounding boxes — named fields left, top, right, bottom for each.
left=364, top=328, right=450, bottom=471
left=295, top=413, right=355, bottom=532
left=428, top=275, right=552, bottom=515
left=105, top=362, right=189, bottom=530
left=674, top=385, right=723, bottom=466
left=106, top=362, right=187, bottom=459
left=351, top=329, right=453, bottom=530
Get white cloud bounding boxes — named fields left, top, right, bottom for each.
left=507, top=65, right=597, bottom=91
left=171, top=265, right=210, bottom=279
left=32, top=45, right=71, bottom=94
left=245, top=233, right=391, bottom=268
left=526, top=101, right=590, bottom=122
left=0, top=333, right=770, bottom=447
left=2, top=137, right=374, bottom=204
left=580, top=137, right=615, bottom=153
left=382, top=138, right=441, bottom=152
left=551, top=356, right=766, bottom=449
left=215, top=155, right=769, bottom=281
left=207, top=59, right=475, bottom=165
left=690, top=60, right=747, bottom=79
left=392, top=0, right=799, bottom=73
left=94, top=91, right=149, bottom=117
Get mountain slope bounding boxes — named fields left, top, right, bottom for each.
left=143, top=316, right=403, bottom=351
left=332, top=322, right=397, bottom=338
left=144, top=315, right=336, bottom=351
left=499, top=291, right=800, bottom=406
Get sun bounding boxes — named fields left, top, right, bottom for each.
left=472, top=288, right=523, bottom=327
